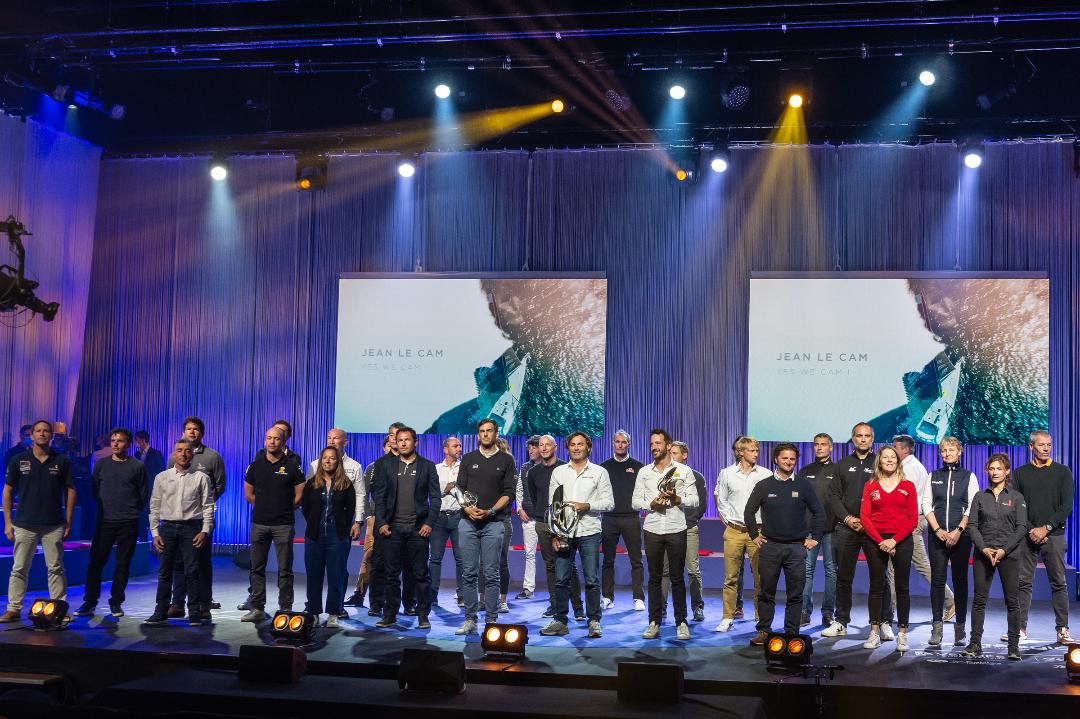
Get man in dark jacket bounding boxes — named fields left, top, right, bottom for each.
left=373, top=426, right=441, bottom=629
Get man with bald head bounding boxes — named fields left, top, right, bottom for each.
left=241, top=426, right=306, bottom=623
left=309, top=428, right=365, bottom=611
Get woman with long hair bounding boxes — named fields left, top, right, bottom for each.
left=964, top=453, right=1028, bottom=660
left=302, top=446, right=357, bottom=627
left=860, top=445, right=919, bottom=652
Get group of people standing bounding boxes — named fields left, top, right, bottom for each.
left=2, top=417, right=1074, bottom=658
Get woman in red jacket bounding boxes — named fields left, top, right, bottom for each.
left=860, top=445, right=919, bottom=652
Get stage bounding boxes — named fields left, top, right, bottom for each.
left=0, top=558, right=1077, bottom=718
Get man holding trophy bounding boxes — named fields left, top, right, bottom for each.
left=539, top=433, right=614, bottom=638
left=633, top=429, right=699, bottom=640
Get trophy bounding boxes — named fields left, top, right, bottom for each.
left=546, top=486, right=580, bottom=545
left=457, top=489, right=478, bottom=509
left=655, top=467, right=679, bottom=507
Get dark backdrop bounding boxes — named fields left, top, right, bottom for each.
left=73, top=143, right=1080, bottom=563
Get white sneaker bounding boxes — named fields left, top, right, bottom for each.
left=1058, top=627, right=1074, bottom=645
left=325, top=614, right=338, bottom=628
left=601, top=597, right=614, bottom=610
left=1001, top=628, right=1028, bottom=642
left=676, top=622, right=691, bottom=640
left=879, top=623, right=895, bottom=641
left=715, top=617, right=734, bottom=632
left=642, top=622, right=660, bottom=639
left=634, top=599, right=646, bottom=612
left=455, top=619, right=477, bottom=635
left=896, top=633, right=908, bottom=652
left=821, top=621, right=847, bottom=637
left=863, top=632, right=881, bottom=650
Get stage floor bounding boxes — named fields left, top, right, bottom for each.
left=1, top=558, right=1077, bottom=700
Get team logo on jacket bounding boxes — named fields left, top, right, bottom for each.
left=791, top=491, right=799, bottom=498
left=626, top=468, right=635, bottom=473
left=767, top=493, right=778, bottom=498
left=48, top=465, right=59, bottom=474
left=19, top=461, right=30, bottom=473
left=847, top=467, right=857, bottom=472
left=276, top=466, right=288, bottom=475
left=898, top=488, right=909, bottom=496
left=471, top=464, right=479, bottom=469
left=1004, top=500, right=1012, bottom=507
left=870, top=490, right=881, bottom=501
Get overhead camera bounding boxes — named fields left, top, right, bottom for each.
left=1, top=216, right=59, bottom=322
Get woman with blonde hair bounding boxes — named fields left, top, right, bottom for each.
left=301, top=446, right=358, bottom=627
left=860, top=445, right=919, bottom=652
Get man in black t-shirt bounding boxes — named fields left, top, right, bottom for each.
left=1, top=420, right=76, bottom=623
left=240, top=426, right=305, bottom=623
left=76, top=428, right=148, bottom=618
left=599, top=430, right=645, bottom=611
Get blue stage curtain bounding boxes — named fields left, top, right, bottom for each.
left=0, top=114, right=101, bottom=442
left=74, top=144, right=1080, bottom=563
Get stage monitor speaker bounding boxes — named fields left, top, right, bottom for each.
left=617, top=661, right=683, bottom=704
left=398, top=648, right=466, bottom=694
left=238, top=644, right=307, bottom=683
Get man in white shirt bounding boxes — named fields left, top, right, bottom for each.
left=633, top=429, right=698, bottom=641
left=714, top=436, right=772, bottom=632
left=430, top=437, right=464, bottom=607
left=539, top=432, right=614, bottom=639
left=892, top=434, right=955, bottom=625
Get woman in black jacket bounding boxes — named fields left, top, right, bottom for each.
left=303, top=446, right=358, bottom=627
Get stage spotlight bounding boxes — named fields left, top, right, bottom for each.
left=269, top=610, right=316, bottom=644
left=397, top=160, right=416, bottom=178
left=674, top=168, right=691, bottom=182
left=763, top=632, right=813, bottom=667
left=29, top=599, right=69, bottom=630
left=550, top=99, right=565, bottom=113
left=709, top=147, right=730, bottom=174
left=669, top=84, right=686, bottom=100
left=67, top=104, right=76, bottom=111
left=1066, top=643, right=1080, bottom=682
left=295, top=154, right=328, bottom=191
left=962, top=143, right=984, bottom=169
left=209, top=159, right=228, bottom=181
left=919, top=70, right=937, bottom=87
left=480, top=622, right=528, bottom=658
left=434, top=83, right=451, bottom=99
left=788, top=93, right=804, bottom=108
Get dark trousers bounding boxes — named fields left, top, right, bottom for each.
left=601, top=514, right=644, bottom=600
left=832, top=524, right=863, bottom=625
left=928, top=532, right=971, bottom=624
left=536, top=521, right=582, bottom=612
left=172, top=532, right=213, bottom=606
left=971, top=553, right=1021, bottom=646
left=155, top=520, right=201, bottom=612
left=384, top=525, right=431, bottom=618
left=368, top=530, right=415, bottom=612
left=499, top=516, right=512, bottom=595
left=83, top=518, right=139, bottom=605
left=864, top=533, right=913, bottom=627
left=249, top=522, right=295, bottom=611
left=757, top=540, right=807, bottom=635
left=644, top=529, right=686, bottom=624
left=1018, top=533, right=1069, bottom=630
left=305, top=530, right=351, bottom=615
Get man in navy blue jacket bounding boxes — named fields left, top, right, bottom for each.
left=373, top=427, right=441, bottom=629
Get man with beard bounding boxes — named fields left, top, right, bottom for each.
left=600, top=430, right=645, bottom=611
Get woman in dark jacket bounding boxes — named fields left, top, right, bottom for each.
left=302, top=446, right=358, bottom=627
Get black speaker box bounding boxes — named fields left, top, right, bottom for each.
left=238, top=644, right=307, bottom=683
left=397, top=648, right=466, bottom=694
left=616, top=661, right=683, bottom=704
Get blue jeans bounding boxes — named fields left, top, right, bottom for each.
left=305, top=526, right=351, bottom=615
left=802, top=531, right=836, bottom=616
left=458, top=517, right=505, bottom=621
left=428, top=511, right=462, bottom=602
left=555, top=532, right=601, bottom=624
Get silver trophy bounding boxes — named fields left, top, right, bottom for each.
left=655, top=467, right=678, bottom=507
left=546, top=486, right=580, bottom=543
left=457, top=489, right=478, bottom=509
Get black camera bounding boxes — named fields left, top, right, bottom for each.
left=1, top=216, right=59, bottom=322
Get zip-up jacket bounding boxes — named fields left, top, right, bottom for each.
left=921, top=462, right=979, bottom=532
left=827, top=451, right=876, bottom=523
left=968, top=486, right=1028, bottom=556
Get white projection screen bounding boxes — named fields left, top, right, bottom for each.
left=747, top=272, right=1049, bottom=446
left=334, top=273, right=607, bottom=437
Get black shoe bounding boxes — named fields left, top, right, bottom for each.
left=821, top=612, right=834, bottom=626
left=800, top=612, right=811, bottom=627
left=961, top=641, right=982, bottom=657
left=750, top=630, right=769, bottom=646
left=237, top=600, right=252, bottom=611
left=542, top=607, right=556, bottom=617
left=573, top=609, right=586, bottom=621
left=109, top=604, right=124, bottom=618
left=515, top=590, right=533, bottom=600
left=693, top=609, right=705, bottom=622
left=374, top=616, right=397, bottom=628
left=74, top=601, right=96, bottom=617
left=337, top=610, right=349, bottom=619
left=210, top=601, right=221, bottom=610
left=456, top=596, right=465, bottom=607
left=143, top=611, right=168, bottom=626
left=367, top=607, right=381, bottom=617
left=189, top=612, right=208, bottom=625
left=166, top=604, right=185, bottom=619
left=343, top=594, right=362, bottom=607
left=404, top=606, right=418, bottom=616
left=1007, top=645, right=1022, bottom=661
left=418, top=615, right=431, bottom=629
